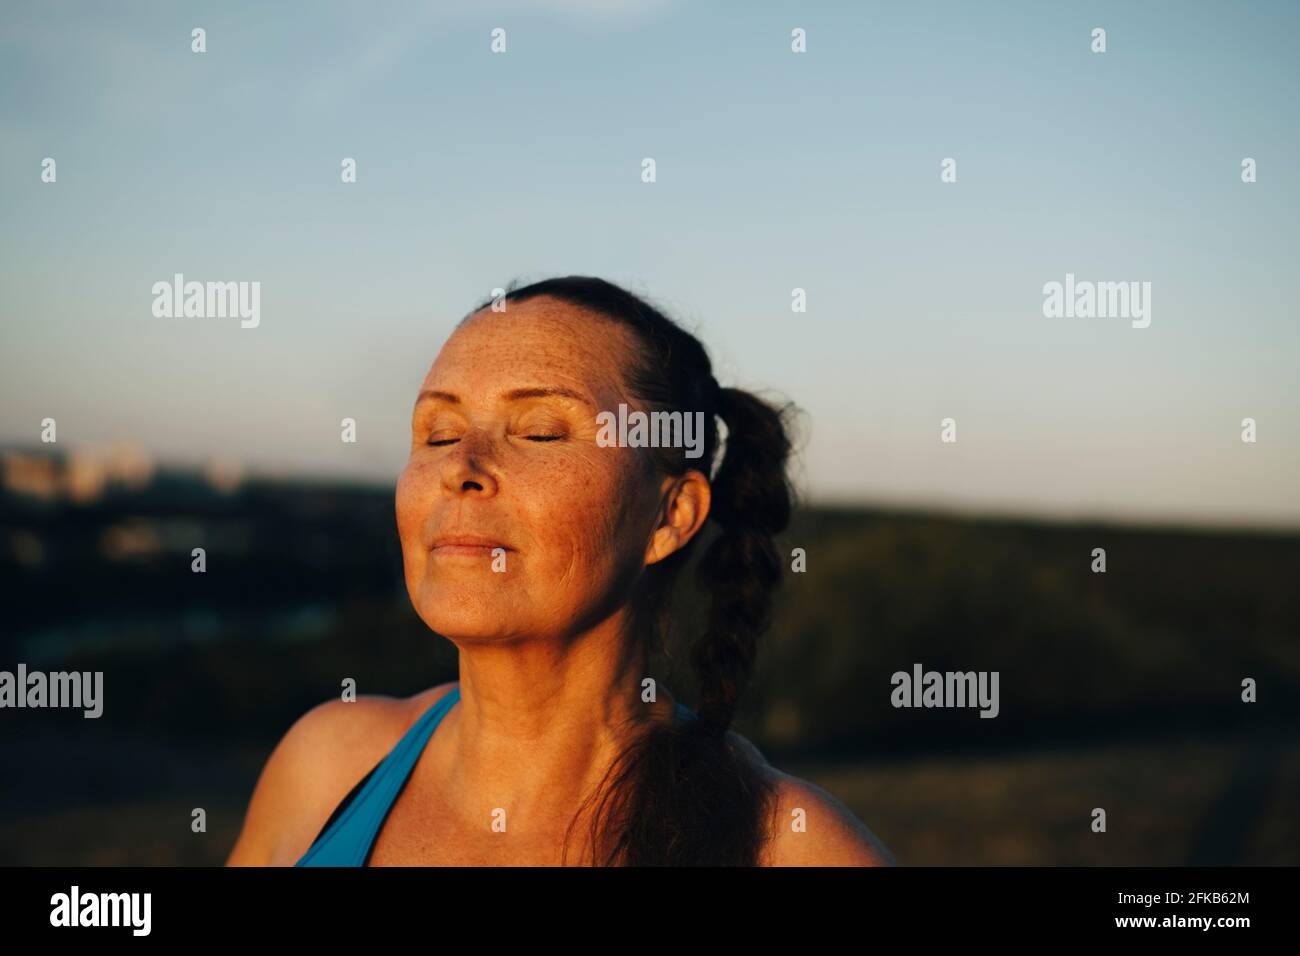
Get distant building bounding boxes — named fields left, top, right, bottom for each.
left=0, top=443, right=253, bottom=502
left=2, top=451, right=60, bottom=501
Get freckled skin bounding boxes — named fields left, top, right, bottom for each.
left=395, top=298, right=688, bottom=645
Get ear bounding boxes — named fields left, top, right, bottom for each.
left=645, top=470, right=711, bottom=566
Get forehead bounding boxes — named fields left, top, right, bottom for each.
left=424, top=296, right=637, bottom=393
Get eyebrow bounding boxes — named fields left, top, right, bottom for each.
left=414, top=386, right=596, bottom=409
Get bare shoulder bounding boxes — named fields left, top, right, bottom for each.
left=725, top=731, right=895, bottom=867
left=761, top=770, right=896, bottom=866
left=224, top=681, right=459, bottom=866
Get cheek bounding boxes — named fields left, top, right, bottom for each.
left=521, top=447, right=653, bottom=578
left=395, top=460, right=436, bottom=558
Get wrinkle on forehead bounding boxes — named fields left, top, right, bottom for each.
left=429, top=298, right=643, bottom=407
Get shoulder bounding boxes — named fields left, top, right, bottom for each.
left=224, top=681, right=459, bottom=866
left=282, top=680, right=459, bottom=761
left=725, top=732, right=894, bottom=867
left=760, top=771, right=895, bottom=866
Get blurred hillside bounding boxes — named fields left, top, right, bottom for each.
left=752, top=507, right=1300, bottom=756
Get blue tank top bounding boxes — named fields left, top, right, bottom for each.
left=295, top=686, right=698, bottom=866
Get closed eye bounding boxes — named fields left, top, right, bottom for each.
left=426, top=435, right=563, bottom=446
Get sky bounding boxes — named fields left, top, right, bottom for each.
left=2, top=0, right=1298, bottom=529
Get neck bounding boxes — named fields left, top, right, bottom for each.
left=431, top=610, right=675, bottom=838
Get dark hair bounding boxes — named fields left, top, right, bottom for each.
left=462, top=276, right=797, bottom=865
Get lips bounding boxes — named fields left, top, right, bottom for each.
left=428, top=532, right=514, bottom=557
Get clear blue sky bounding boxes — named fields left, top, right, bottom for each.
left=2, top=0, right=1297, bottom=528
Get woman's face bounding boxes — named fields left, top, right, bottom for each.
left=396, top=297, right=669, bottom=644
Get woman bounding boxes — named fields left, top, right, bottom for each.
left=226, top=276, right=893, bottom=867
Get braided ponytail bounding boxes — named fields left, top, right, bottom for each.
left=693, top=387, right=794, bottom=734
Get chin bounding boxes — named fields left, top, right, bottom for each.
left=414, top=582, right=523, bottom=642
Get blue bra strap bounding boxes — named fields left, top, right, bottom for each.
left=295, top=686, right=461, bottom=866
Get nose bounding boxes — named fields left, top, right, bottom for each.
left=438, top=428, right=500, bottom=497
